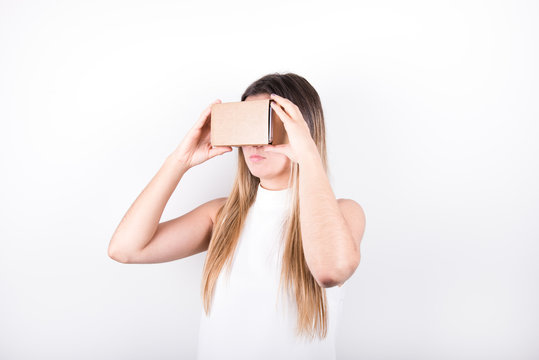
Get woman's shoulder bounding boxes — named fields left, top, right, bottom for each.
left=336, top=198, right=365, bottom=222
left=336, top=198, right=366, bottom=261
left=205, top=197, right=228, bottom=225
left=337, top=198, right=363, bottom=209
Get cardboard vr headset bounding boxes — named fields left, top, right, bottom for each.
left=210, top=99, right=289, bottom=147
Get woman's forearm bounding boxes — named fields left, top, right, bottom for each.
left=298, top=145, right=358, bottom=287
left=107, top=152, right=190, bottom=260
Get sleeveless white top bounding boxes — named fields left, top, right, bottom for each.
left=196, top=183, right=346, bottom=360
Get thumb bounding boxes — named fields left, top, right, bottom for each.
left=209, top=146, right=233, bottom=158
left=263, top=144, right=288, bottom=154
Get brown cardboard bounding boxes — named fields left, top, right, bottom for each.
left=210, top=99, right=289, bottom=147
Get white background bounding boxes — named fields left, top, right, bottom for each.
left=1, top=0, right=538, bottom=359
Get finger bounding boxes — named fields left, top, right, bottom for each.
left=209, top=146, right=233, bottom=158
left=262, top=144, right=290, bottom=156
left=270, top=101, right=293, bottom=125
left=270, top=94, right=301, bottom=120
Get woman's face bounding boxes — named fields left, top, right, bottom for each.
left=241, top=93, right=291, bottom=187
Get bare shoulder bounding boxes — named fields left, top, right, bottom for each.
left=337, top=198, right=365, bottom=217
left=205, top=197, right=228, bottom=225
left=337, top=198, right=366, bottom=243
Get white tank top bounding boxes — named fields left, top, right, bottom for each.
left=196, top=183, right=346, bottom=360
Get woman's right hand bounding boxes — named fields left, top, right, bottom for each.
left=170, top=99, right=233, bottom=169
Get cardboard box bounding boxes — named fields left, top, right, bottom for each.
left=210, top=99, right=289, bottom=147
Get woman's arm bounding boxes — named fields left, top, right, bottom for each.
left=107, top=98, right=232, bottom=263
left=107, top=154, right=190, bottom=262
left=298, top=143, right=363, bottom=288
left=261, top=93, right=364, bottom=287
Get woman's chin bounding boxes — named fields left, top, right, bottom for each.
left=244, top=157, right=290, bottom=179
left=249, top=169, right=272, bottom=179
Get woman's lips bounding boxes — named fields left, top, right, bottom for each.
left=249, top=155, right=265, bottom=162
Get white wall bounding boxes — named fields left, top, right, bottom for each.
left=1, top=0, right=537, bottom=359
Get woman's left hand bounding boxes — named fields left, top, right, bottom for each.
left=261, top=93, right=319, bottom=164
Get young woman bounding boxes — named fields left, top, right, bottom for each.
left=108, top=72, right=366, bottom=359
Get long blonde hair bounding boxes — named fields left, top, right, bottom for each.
left=200, top=72, right=330, bottom=341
